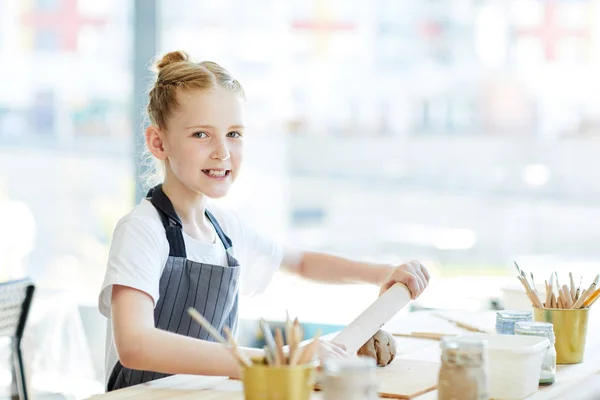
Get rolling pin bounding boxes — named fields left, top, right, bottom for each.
left=332, top=283, right=412, bottom=355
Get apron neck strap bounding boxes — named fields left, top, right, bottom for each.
left=147, top=184, right=233, bottom=251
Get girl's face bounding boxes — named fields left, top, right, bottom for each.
left=161, top=87, right=245, bottom=199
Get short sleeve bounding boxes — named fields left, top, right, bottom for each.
left=98, top=217, right=168, bottom=318
left=235, top=215, right=284, bottom=296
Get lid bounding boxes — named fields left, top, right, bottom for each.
left=459, top=333, right=550, bottom=354
left=514, top=321, right=555, bottom=339
left=440, top=336, right=487, bottom=365
left=324, top=356, right=376, bottom=375
left=496, top=310, right=533, bottom=321
left=441, top=336, right=486, bottom=351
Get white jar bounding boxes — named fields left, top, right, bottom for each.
left=514, top=321, right=556, bottom=385
left=322, top=356, right=378, bottom=400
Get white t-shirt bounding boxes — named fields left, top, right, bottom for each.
left=98, top=198, right=284, bottom=387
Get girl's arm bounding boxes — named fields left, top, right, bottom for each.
left=111, top=285, right=263, bottom=378
left=283, top=251, right=393, bottom=285
left=283, top=252, right=430, bottom=299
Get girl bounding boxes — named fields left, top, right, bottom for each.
left=98, top=51, right=430, bottom=391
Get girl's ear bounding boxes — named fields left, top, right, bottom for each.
left=146, top=126, right=167, bottom=160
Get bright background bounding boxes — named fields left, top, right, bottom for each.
left=1, top=0, right=600, bottom=397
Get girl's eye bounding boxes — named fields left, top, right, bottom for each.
left=193, top=131, right=208, bottom=138
left=227, top=131, right=242, bottom=138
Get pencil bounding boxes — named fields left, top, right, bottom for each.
left=585, top=288, right=600, bottom=308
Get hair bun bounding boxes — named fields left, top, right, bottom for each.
left=155, top=51, right=190, bottom=70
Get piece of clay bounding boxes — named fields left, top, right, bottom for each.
left=357, top=329, right=397, bottom=367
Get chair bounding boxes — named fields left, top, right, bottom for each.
left=0, top=278, right=35, bottom=400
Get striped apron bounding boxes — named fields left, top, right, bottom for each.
left=107, top=184, right=240, bottom=391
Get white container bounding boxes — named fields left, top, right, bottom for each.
left=458, top=333, right=549, bottom=400
left=501, top=284, right=546, bottom=310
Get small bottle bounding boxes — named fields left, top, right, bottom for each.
left=438, top=336, right=489, bottom=400
left=495, top=310, right=532, bottom=334
left=322, top=356, right=378, bottom=400
left=514, top=321, right=556, bottom=385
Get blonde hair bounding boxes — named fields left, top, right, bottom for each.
left=141, top=51, right=245, bottom=189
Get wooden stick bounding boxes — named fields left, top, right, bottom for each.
left=561, top=285, right=573, bottom=308
left=569, top=272, right=576, bottom=301
left=259, top=319, right=279, bottom=366
left=264, top=345, right=274, bottom=365
left=393, top=332, right=457, bottom=341
left=433, top=314, right=488, bottom=333
left=530, top=272, right=537, bottom=292
left=547, top=274, right=556, bottom=309
left=575, top=276, right=583, bottom=301
left=223, top=326, right=252, bottom=368
left=274, top=328, right=286, bottom=366
left=188, top=308, right=228, bottom=345
left=521, top=271, right=543, bottom=307
left=574, top=282, right=597, bottom=308
left=285, top=313, right=295, bottom=364
left=187, top=308, right=252, bottom=368
left=545, top=281, right=552, bottom=309
left=288, top=318, right=301, bottom=365
left=557, top=294, right=564, bottom=309
left=573, top=275, right=599, bottom=309
left=295, top=329, right=321, bottom=365
left=519, top=275, right=543, bottom=308
left=517, top=275, right=535, bottom=305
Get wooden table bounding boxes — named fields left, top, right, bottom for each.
left=87, top=309, right=600, bottom=400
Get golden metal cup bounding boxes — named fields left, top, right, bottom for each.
left=533, top=307, right=589, bottom=364
left=242, top=358, right=317, bottom=400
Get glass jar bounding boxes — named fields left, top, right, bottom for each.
left=514, top=321, right=556, bottom=385
left=495, top=310, right=532, bottom=334
left=438, top=336, right=489, bottom=400
left=322, top=356, right=378, bottom=400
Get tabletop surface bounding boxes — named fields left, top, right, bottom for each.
left=87, top=308, right=600, bottom=400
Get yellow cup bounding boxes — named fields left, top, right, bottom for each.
left=533, top=307, right=589, bottom=364
left=241, top=359, right=317, bottom=400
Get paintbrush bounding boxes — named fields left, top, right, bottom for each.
left=517, top=271, right=543, bottom=308
left=547, top=273, right=555, bottom=309
left=569, top=272, right=576, bottom=301
left=259, top=319, right=280, bottom=366
left=223, top=326, right=252, bottom=368
left=575, top=276, right=583, bottom=301
left=187, top=308, right=252, bottom=368
left=514, top=261, right=522, bottom=275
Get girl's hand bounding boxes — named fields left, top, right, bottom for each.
left=316, top=340, right=348, bottom=361
left=379, top=260, right=430, bottom=299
